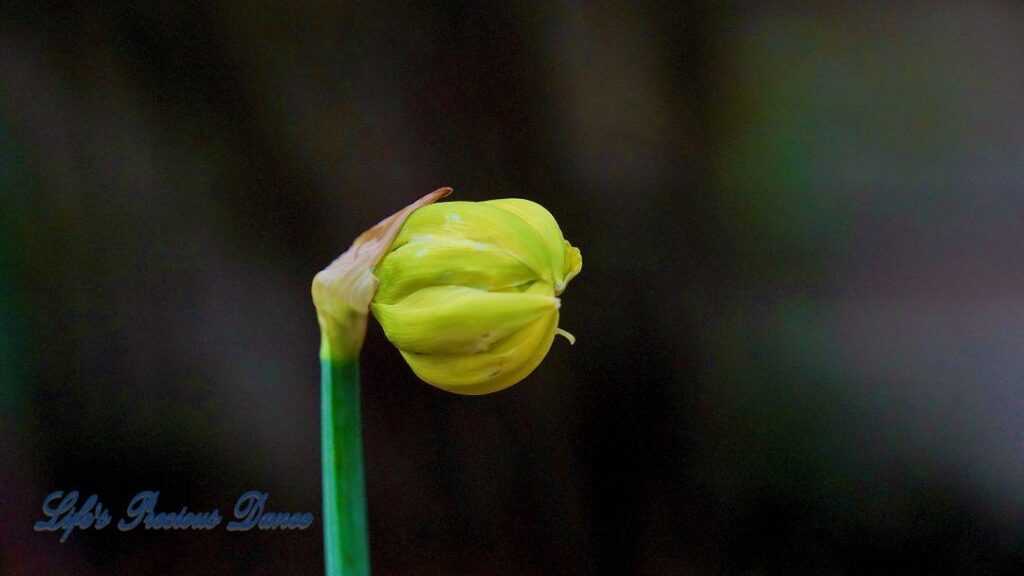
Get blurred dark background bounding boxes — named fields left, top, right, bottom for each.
left=2, top=2, right=1024, bottom=575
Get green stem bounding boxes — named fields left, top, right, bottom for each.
left=312, top=188, right=449, bottom=574
left=320, top=335, right=370, bottom=576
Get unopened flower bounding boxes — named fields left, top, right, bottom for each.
left=311, top=189, right=577, bottom=574
left=371, top=198, right=581, bottom=395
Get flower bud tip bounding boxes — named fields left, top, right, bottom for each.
left=555, top=327, right=576, bottom=346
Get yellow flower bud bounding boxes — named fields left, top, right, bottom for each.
left=370, top=199, right=582, bottom=395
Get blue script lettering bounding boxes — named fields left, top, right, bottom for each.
left=33, top=491, right=111, bottom=543
left=118, top=491, right=222, bottom=531
left=227, top=491, right=314, bottom=531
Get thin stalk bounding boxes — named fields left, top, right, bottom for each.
left=320, top=326, right=370, bottom=576
left=311, top=188, right=450, bottom=575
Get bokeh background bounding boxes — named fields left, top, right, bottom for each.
left=2, top=2, right=1024, bottom=574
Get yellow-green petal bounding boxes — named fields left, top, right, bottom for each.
left=561, top=241, right=582, bottom=293
left=370, top=284, right=558, bottom=355
left=392, top=202, right=554, bottom=284
left=373, top=236, right=535, bottom=305
left=484, top=198, right=568, bottom=288
left=400, top=308, right=559, bottom=395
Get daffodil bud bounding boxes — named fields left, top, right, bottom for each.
left=370, top=199, right=582, bottom=395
